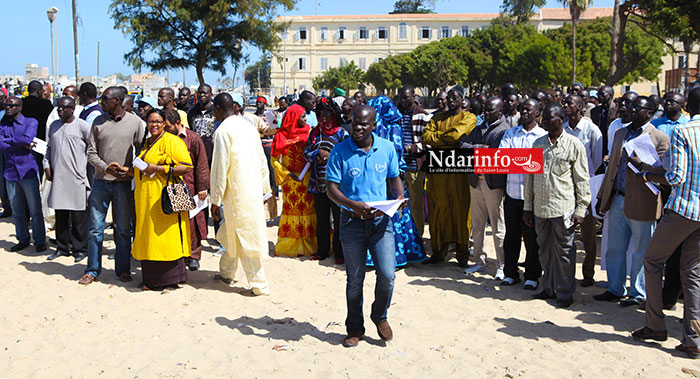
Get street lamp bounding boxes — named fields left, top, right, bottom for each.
left=47, top=7, right=58, bottom=101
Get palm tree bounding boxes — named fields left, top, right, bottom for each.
left=559, top=0, right=593, bottom=84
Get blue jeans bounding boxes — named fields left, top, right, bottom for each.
left=85, top=179, right=133, bottom=278
left=606, top=194, right=655, bottom=300
left=6, top=175, right=45, bottom=245
left=340, top=213, right=395, bottom=335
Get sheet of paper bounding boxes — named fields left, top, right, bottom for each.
left=589, top=174, right=605, bottom=220
left=189, top=195, right=208, bottom=219
left=365, top=199, right=408, bottom=218
left=264, top=110, right=278, bottom=128
left=263, top=192, right=273, bottom=202
left=624, top=134, right=661, bottom=166
left=132, top=157, right=155, bottom=177
left=627, top=162, right=660, bottom=195
left=31, top=138, right=47, bottom=155
left=297, top=162, right=311, bottom=181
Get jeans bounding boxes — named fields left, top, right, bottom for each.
left=6, top=175, right=45, bottom=245
left=85, top=179, right=133, bottom=278
left=605, top=194, right=655, bottom=300
left=340, top=213, right=395, bottom=335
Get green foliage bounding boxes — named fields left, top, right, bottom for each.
left=499, top=0, right=546, bottom=24
left=113, top=73, right=129, bottom=82
left=630, top=0, right=699, bottom=44
left=109, top=0, right=295, bottom=85
left=244, top=55, right=271, bottom=91
left=408, top=38, right=470, bottom=95
left=312, top=61, right=366, bottom=93
left=389, top=0, right=436, bottom=14
left=558, top=0, right=593, bottom=23
left=364, top=54, right=411, bottom=94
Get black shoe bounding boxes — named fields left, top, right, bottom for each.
left=532, top=291, right=555, bottom=300
left=631, top=326, right=668, bottom=342
left=620, top=297, right=643, bottom=307
left=456, top=258, right=469, bottom=268
left=0, top=211, right=12, bottom=218
left=593, top=291, right=623, bottom=302
left=73, top=252, right=87, bottom=263
left=48, top=237, right=57, bottom=245
left=9, top=242, right=29, bottom=252
left=107, top=254, right=115, bottom=260
left=188, top=259, right=200, bottom=271
left=35, top=243, right=48, bottom=253
left=555, top=298, right=574, bottom=308
left=422, top=255, right=443, bottom=265
left=47, top=249, right=69, bottom=260
left=663, top=303, right=676, bottom=311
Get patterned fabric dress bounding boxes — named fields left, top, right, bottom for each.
left=272, top=143, right=318, bottom=256
left=366, top=96, right=426, bottom=266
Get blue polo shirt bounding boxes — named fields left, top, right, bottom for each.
left=651, top=114, right=689, bottom=138
left=326, top=135, right=399, bottom=208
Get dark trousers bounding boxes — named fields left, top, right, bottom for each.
left=503, top=194, right=541, bottom=281
left=535, top=216, right=577, bottom=301
left=663, top=245, right=683, bottom=307
left=0, top=154, right=11, bottom=215
left=580, top=210, right=598, bottom=280
left=55, top=209, right=88, bottom=253
left=263, top=145, right=278, bottom=197
left=314, top=192, right=342, bottom=259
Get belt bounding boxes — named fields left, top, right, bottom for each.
left=341, top=208, right=383, bottom=220
left=615, top=189, right=625, bottom=197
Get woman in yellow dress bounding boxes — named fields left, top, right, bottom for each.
left=271, top=104, right=317, bottom=256
left=131, top=109, right=194, bottom=290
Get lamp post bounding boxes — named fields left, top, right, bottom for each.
left=47, top=7, right=58, bottom=101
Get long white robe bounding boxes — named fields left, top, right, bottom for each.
left=210, top=115, right=271, bottom=295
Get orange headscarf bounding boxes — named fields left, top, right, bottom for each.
left=271, top=104, right=310, bottom=156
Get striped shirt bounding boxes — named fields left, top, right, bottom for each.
left=665, top=115, right=700, bottom=221
left=499, top=124, right=547, bottom=200
left=303, top=127, right=349, bottom=194
left=400, top=108, right=431, bottom=171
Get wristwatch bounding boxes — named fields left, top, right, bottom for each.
left=642, top=171, right=649, bottom=182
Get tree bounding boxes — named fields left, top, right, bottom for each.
left=558, top=0, right=594, bottom=84
left=500, top=0, right=546, bottom=24
left=389, top=0, right=435, bottom=14
left=365, top=54, right=411, bottom=94
left=109, top=0, right=295, bottom=85
left=244, top=55, right=271, bottom=92
left=312, top=61, right=365, bottom=93
left=408, top=38, right=470, bottom=95
left=217, top=76, right=234, bottom=89
left=113, top=73, right=129, bottom=82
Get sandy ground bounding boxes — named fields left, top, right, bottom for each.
left=1, top=204, right=700, bottom=379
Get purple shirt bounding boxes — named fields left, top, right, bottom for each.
left=0, top=114, right=39, bottom=181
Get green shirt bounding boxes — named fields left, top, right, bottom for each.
left=524, top=132, right=591, bottom=219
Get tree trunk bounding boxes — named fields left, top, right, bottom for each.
left=196, top=64, right=205, bottom=86
left=606, top=3, right=629, bottom=85
left=572, top=19, right=577, bottom=84
left=608, top=0, right=621, bottom=80
left=682, top=39, right=691, bottom=93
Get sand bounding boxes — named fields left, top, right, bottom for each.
left=1, top=209, right=699, bottom=378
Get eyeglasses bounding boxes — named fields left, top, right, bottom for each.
left=57, top=105, right=75, bottom=109
left=663, top=99, right=680, bottom=105
left=632, top=104, right=655, bottom=112
left=3, top=103, right=20, bottom=108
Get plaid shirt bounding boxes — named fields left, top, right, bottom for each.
left=400, top=107, right=431, bottom=171
left=665, top=115, right=700, bottom=221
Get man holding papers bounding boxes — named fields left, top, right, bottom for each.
left=326, top=105, right=405, bottom=348
left=594, top=96, right=669, bottom=306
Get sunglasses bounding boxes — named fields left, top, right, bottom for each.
left=3, top=103, right=20, bottom=108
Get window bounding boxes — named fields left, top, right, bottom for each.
left=359, top=58, right=366, bottom=70
left=375, top=57, right=383, bottom=63
left=461, top=25, right=470, bottom=37
left=679, top=56, right=688, bottom=68
left=298, top=57, right=306, bottom=70
left=399, top=22, right=407, bottom=39
left=320, top=57, right=328, bottom=70
left=281, top=30, right=288, bottom=40
left=377, top=26, right=387, bottom=40
left=337, top=26, right=346, bottom=40
left=359, top=26, right=369, bottom=39
left=298, top=27, right=307, bottom=40
left=441, top=26, right=450, bottom=39
left=420, top=26, right=431, bottom=39
left=339, top=58, right=347, bottom=66
left=320, top=27, right=328, bottom=40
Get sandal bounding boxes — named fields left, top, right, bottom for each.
left=79, top=274, right=96, bottom=285
left=118, top=272, right=133, bottom=282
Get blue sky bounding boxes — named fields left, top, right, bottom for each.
left=3, top=0, right=614, bottom=85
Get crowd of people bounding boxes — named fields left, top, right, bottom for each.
left=1, top=78, right=699, bottom=355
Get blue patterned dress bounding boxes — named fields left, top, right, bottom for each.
left=366, top=96, right=426, bottom=266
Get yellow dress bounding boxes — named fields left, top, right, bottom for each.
left=422, top=110, right=477, bottom=259
left=131, top=132, right=193, bottom=261
left=272, top=143, right=318, bottom=257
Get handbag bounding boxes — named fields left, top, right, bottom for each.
left=161, top=165, right=196, bottom=215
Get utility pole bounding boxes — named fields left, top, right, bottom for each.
left=96, top=41, right=100, bottom=87
left=47, top=8, right=58, bottom=98
left=72, top=0, right=80, bottom=85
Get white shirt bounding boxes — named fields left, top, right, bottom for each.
left=499, top=124, right=547, bottom=200
left=607, top=118, right=630, bottom=154
left=564, top=116, right=603, bottom=176
left=84, top=101, right=102, bottom=125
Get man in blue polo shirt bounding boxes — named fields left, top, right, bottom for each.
left=326, top=105, right=406, bottom=348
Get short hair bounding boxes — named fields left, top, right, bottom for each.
left=213, top=93, right=234, bottom=110
left=104, top=86, right=126, bottom=101
left=27, top=80, right=43, bottom=94
left=118, top=86, right=128, bottom=96
left=546, top=102, right=566, bottom=119
left=164, top=108, right=181, bottom=124
left=300, top=90, right=315, bottom=102
left=469, top=98, right=482, bottom=114
left=79, top=82, right=98, bottom=99
left=400, top=85, right=415, bottom=95
left=687, top=87, right=700, bottom=112
left=58, top=96, right=75, bottom=106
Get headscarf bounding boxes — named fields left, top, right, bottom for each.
left=368, top=95, right=406, bottom=172
left=271, top=104, right=310, bottom=156
left=256, top=96, right=267, bottom=104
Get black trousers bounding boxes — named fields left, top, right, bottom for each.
left=503, top=194, right=541, bottom=281
left=55, top=209, right=88, bottom=253
left=314, top=192, right=342, bottom=259
left=662, top=244, right=683, bottom=306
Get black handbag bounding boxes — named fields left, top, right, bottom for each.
left=161, top=166, right=196, bottom=215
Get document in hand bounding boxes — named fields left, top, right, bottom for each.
left=365, top=199, right=408, bottom=217
left=133, top=157, right=155, bottom=177
left=31, top=138, right=47, bottom=155
left=623, top=134, right=661, bottom=166
left=189, top=195, right=208, bottom=219
left=627, top=162, right=660, bottom=195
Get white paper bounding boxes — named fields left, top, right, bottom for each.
left=365, top=199, right=408, bottom=217
left=189, top=195, right=208, bottom=219
left=31, top=138, right=47, bottom=155
left=589, top=174, right=605, bottom=220
left=627, top=162, right=660, bottom=195
left=297, top=162, right=311, bottom=181
left=264, top=110, right=278, bottom=128
left=624, top=134, right=661, bottom=166
left=132, top=157, right=155, bottom=177
left=563, top=208, right=575, bottom=229
left=263, top=192, right=273, bottom=202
